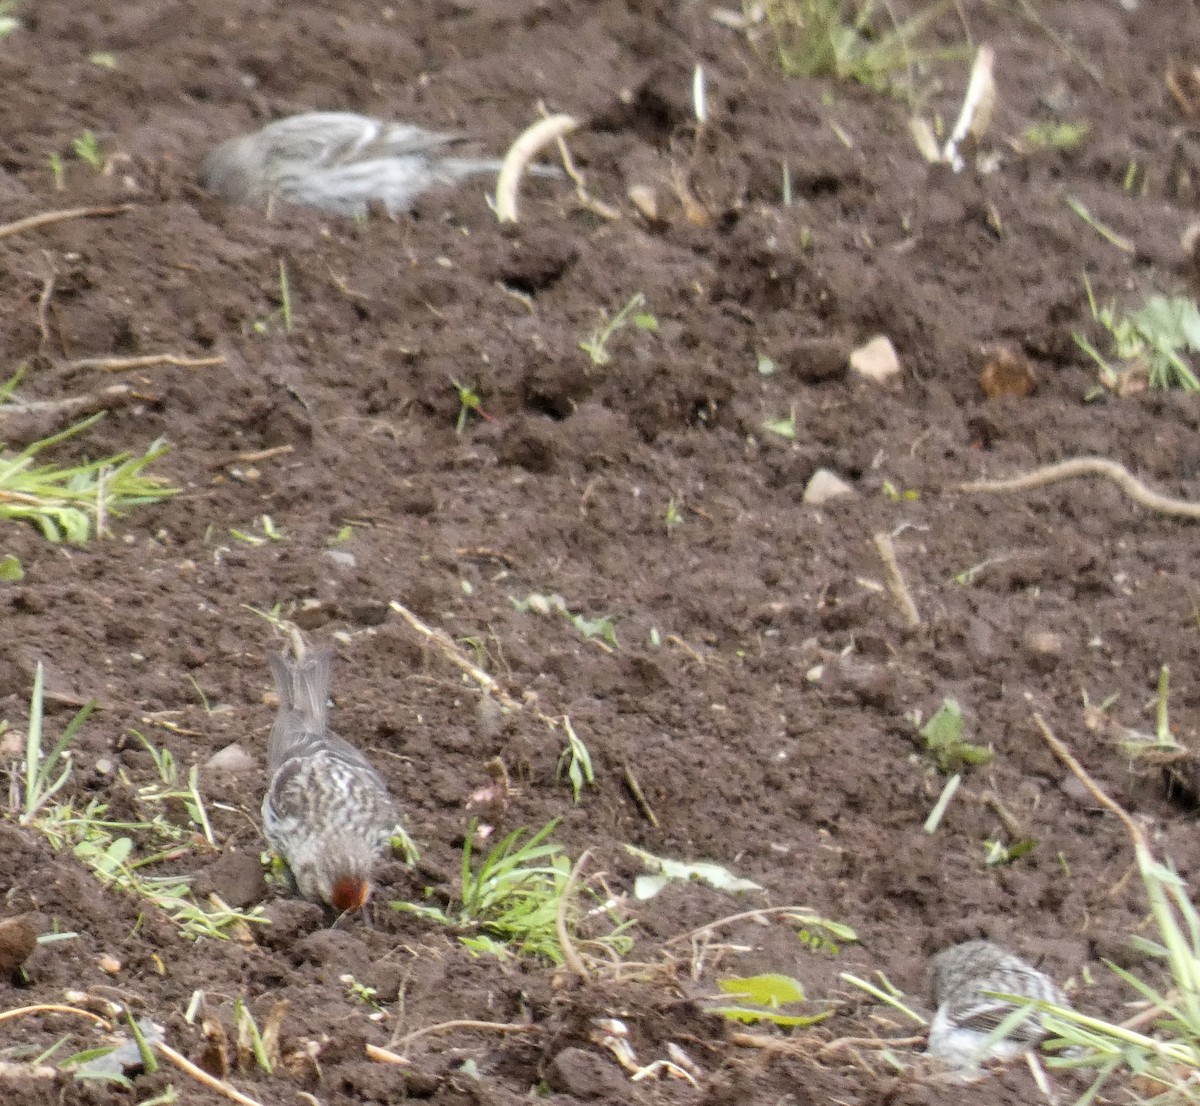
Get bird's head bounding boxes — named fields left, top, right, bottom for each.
left=293, top=836, right=375, bottom=914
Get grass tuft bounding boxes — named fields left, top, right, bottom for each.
left=0, top=405, right=177, bottom=542
left=1076, top=281, right=1200, bottom=393
left=753, top=0, right=964, bottom=98
left=5, top=669, right=265, bottom=941
left=394, top=820, right=632, bottom=964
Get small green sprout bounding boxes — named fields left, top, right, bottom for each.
left=0, top=553, right=24, bottom=581
left=920, top=699, right=993, bottom=773
left=1023, top=121, right=1089, bottom=151
left=579, top=292, right=657, bottom=367
left=556, top=717, right=595, bottom=803
left=511, top=592, right=619, bottom=649
left=450, top=379, right=497, bottom=433
left=229, top=515, right=286, bottom=545
left=48, top=152, right=65, bottom=191
left=664, top=498, right=683, bottom=530
left=235, top=998, right=272, bottom=1074
left=762, top=408, right=798, bottom=440
left=72, top=130, right=104, bottom=170
left=983, top=838, right=1037, bottom=866
left=341, top=973, right=383, bottom=1010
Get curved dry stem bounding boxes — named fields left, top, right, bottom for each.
left=0, top=204, right=134, bottom=242
left=961, top=457, right=1200, bottom=521
left=1033, top=714, right=1146, bottom=846
left=495, top=114, right=577, bottom=223
left=156, top=1041, right=265, bottom=1106
left=664, top=905, right=818, bottom=947
left=0, top=1004, right=112, bottom=1028
left=388, top=1019, right=539, bottom=1050
left=557, top=848, right=591, bottom=980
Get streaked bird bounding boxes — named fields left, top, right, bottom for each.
left=927, top=939, right=1068, bottom=1068
left=200, top=111, right=547, bottom=217
left=261, top=647, right=400, bottom=912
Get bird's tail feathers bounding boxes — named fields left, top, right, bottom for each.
left=269, top=648, right=333, bottom=733
left=439, top=157, right=563, bottom=180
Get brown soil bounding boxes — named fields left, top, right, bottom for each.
left=2, top=1, right=1200, bottom=1103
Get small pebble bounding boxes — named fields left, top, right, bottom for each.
left=803, top=468, right=855, bottom=505
left=848, top=335, right=901, bottom=383
left=0, top=915, right=38, bottom=975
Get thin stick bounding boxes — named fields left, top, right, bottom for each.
left=0, top=204, right=134, bottom=242
left=550, top=121, right=620, bottom=222
left=66, top=353, right=226, bottom=374
left=819, top=1033, right=926, bottom=1056
left=389, top=600, right=520, bottom=710
left=0, top=1004, right=111, bottom=1027
left=0, top=384, right=132, bottom=417
left=235, top=445, right=294, bottom=464
left=979, top=788, right=1025, bottom=840
left=1033, top=715, right=1143, bottom=842
left=156, top=1041, right=266, bottom=1106
left=622, top=766, right=660, bottom=828
left=557, top=849, right=591, bottom=980
left=873, top=532, right=922, bottom=628
left=390, top=1019, right=538, bottom=1049
left=95, top=463, right=110, bottom=540
left=36, top=269, right=56, bottom=348
left=665, top=905, right=817, bottom=947
left=365, top=1043, right=412, bottom=1064
left=961, top=457, right=1200, bottom=521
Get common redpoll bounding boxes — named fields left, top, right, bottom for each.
left=262, top=648, right=400, bottom=912
left=927, top=939, right=1068, bottom=1068
left=200, top=111, right=551, bottom=217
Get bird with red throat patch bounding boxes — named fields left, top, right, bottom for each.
left=261, top=646, right=401, bottom=914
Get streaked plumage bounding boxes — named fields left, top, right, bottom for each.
left=200, top=111, right=527, bottom=217
left=927, top=939, right=1068, bottom=1068
left=262, top=648, right=399, bottom=912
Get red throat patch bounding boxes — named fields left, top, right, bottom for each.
left=330, top=876, right=369, bottom=912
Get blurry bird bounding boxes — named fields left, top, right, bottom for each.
left=927, top=939, right=1068, bottom=1068
left=200, top=111, right=553, bottom=217
left=262, top=647, right=400, bottom=913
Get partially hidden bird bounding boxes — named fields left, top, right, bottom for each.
left=200, top=111, right=551, bottom=217
left=262, top=647, right=400, bottom=913
left=927, top=939, right=1069, bottom=1069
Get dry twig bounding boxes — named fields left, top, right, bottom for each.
left=66, top=353, right=226, bottom=374
left=389, top=600, right=520, bottom=710
left=365, top=1043, right=412, bottom=1064
left=622, top=766, right=660, bottom=827
left=0, top=383, right=134, bottom=417
left=0, top=1004, right=112, bottom=1028
left=156, top=1041, right=266, bottom=1106
left=873, top=532, right=922, bottom=628
left=961, top=457, right=1200, bottom=521
left=0, top=204, right=135, bottom=242
left=557, top=849, right=591, bottom=980
left=389, top=1019, right=538, bottom=1049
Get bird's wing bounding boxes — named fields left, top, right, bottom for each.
left=258, top=113, right=458, bottom=169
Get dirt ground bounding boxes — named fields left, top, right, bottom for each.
left=2, top=0, right=1200, bottom=1103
